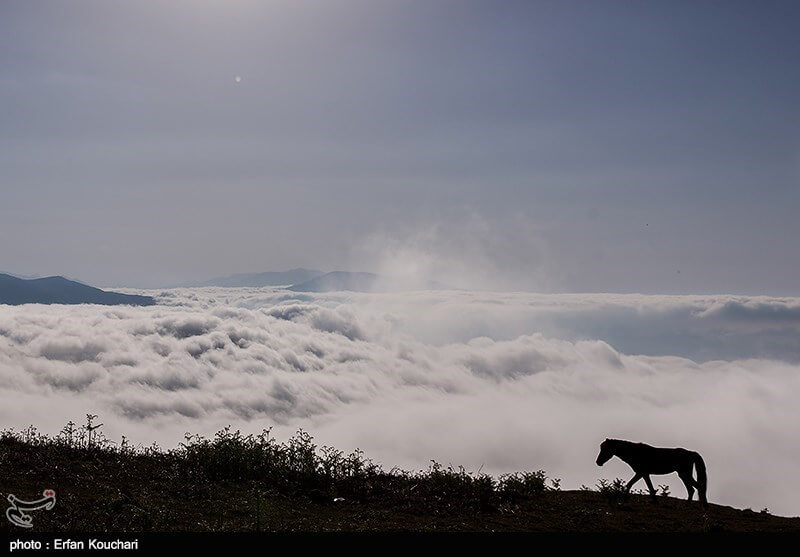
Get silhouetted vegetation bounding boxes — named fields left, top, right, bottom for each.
left=1, top=417, right=798, bottom=532
left=596, top=478, right=630, bottom=504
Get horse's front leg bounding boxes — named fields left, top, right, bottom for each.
left=625, top=473, right=642, bottom=492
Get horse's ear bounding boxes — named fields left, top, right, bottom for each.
left=605, top=438, right=609, bottom=441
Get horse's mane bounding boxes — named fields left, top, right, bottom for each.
left=606, top=438, right=629, bottom=444
left=606, top=438, right=650, bottom=448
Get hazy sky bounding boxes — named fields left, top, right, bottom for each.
left=1, top=1, right=798, bottom=291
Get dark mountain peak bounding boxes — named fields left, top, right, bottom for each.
left=33, top=275, right=70, bottom=283
left=0, top=273, right=155, bottom=306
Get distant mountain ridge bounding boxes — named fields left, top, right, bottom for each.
left=192, top=268, right=324, bottom=288
left=289, top=271, right=449, bottom=293
left=186, top=268, right=450, bottom=292
left=289, top=271, right=381, bottom=292
left=0, top=274, right=155, bottom=306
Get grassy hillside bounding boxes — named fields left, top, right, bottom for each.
left=1, top=421, right=797, bottom=533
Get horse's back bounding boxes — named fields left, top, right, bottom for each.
left=642, top=446, right=695, bottom=474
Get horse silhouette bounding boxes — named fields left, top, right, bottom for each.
left=596, top=438, right=707, bottom=506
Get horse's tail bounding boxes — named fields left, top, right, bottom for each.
left=692, top=451, right=708, bottom=506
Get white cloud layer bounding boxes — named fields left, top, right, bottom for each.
left=1, top=288, right=800, bottom=516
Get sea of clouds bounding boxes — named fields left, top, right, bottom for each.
left=1, top=288, right=799, bottom=515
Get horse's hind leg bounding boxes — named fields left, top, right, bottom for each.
left=679, top=471, right=695, bottom=501
left=643, top=475, right=657, bottom=501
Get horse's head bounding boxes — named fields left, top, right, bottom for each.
left=596, top=438, right=615, bottom=466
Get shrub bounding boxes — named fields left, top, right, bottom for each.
left=596, top=478, right=629, bottom=504
left=498, top=470, right=548, bottom=502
